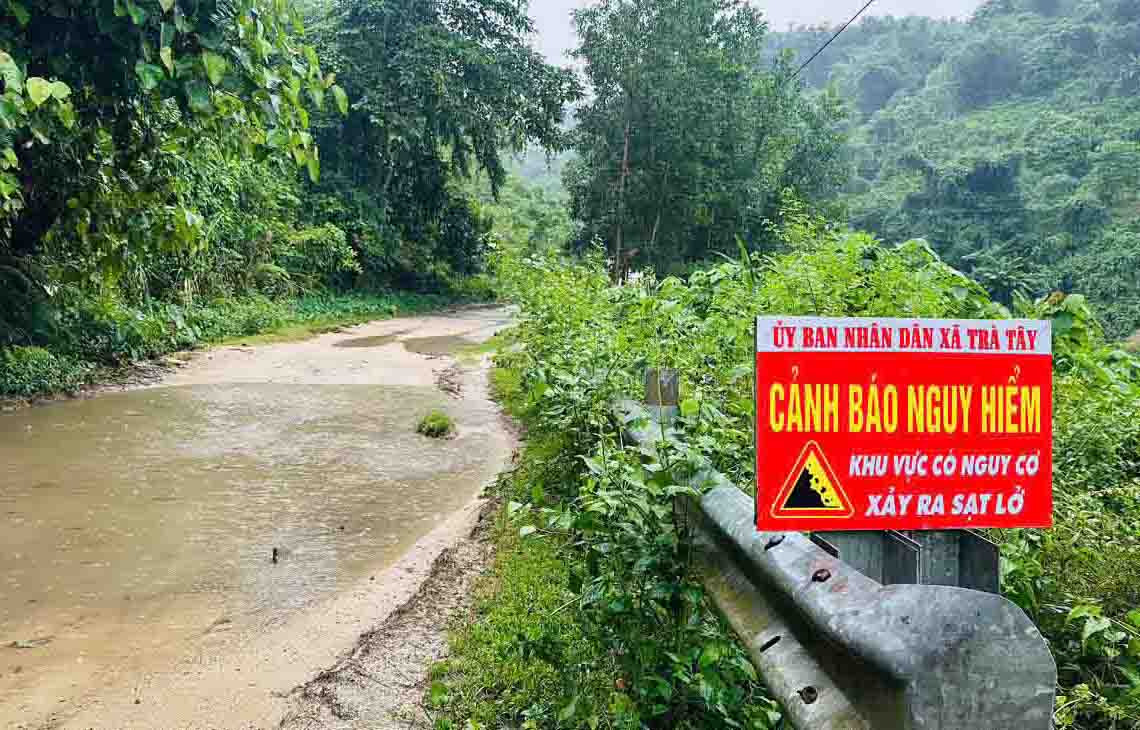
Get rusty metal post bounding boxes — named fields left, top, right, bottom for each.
left=644, top=367, right=679, bottom=424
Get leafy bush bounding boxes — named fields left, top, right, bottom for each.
left=417, top=410, right=455, bottom=438
left=277, top=224, right=361, bottom=291
left=0, top=346, right=91, bottom=397
left=186, top=297, right=290, bottom=342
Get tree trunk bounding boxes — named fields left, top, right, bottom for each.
left=613, top=109, right=632, bottom=283
left=649, top=166, right=669, bottom=252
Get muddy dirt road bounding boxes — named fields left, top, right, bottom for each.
left=0, top=307, right=514, bottom=729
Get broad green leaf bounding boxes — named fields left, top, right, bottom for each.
left=285, top=75, right=301, bottom=105
left=159, top=0, right=175, bottom=12
left=331, top=84, right=348, bottom=115
left=0, top=171, right=18, bottom=196
left=202, top=52, right=227, bottom=86
left=519, top=525, right=537, bottom=537
left=265, top=128, right=289, bottom=149
left=55, top=102, right=76, bottom=129
left=1068, top=604, right=1102, bottom=621
left=134, top=63, right=164, bottom=92
left=580, top=456, right=603, bottom=475
left=126, top=1, right=147, bottom=25
left=307, top=83, right=324, bottom=110
left=160, top=22, right=175, bottom=53
left=184, top=80, right=211, bottom=113
left=427, top=681, right=448, bottom=707
left=0, top=100, right=20, bottom=130
left=28, top=119, right=48, bottom=144
left=1081, top=616, right=1112, bottom=644
left=557, top=695, right=578, bottom=722
left=160, top=47, right=174, bottom=74
left=24, top=77, right=52, bottom=107
left=680, top=398, right=699, bottom=417
left=50, top=81, right=70, bottom=100
left=306, top=155, right=319, bottom=183
left=0, top=51, right=22, bottom=89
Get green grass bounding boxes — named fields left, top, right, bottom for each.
left=417, top=410, right=455, bottom=438
left=214, top=292, right=453, bottom=346
left=452, top=329, right=513, bottom=365
left=428, top=435, right=615, bottom=728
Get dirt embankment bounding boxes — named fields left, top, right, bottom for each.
left=279, top=501, right=500, bottom=730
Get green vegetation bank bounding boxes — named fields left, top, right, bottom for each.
left=0, top=0, right=578, bottom=397
left=432, top=218, right=1140, bottom=730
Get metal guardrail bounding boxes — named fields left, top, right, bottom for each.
left=618, top=399, right=1058, bottom=730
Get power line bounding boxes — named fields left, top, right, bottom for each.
left=788, top=0, right=877, bottom=83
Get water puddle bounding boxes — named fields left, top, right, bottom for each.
left=332, top=329, right=411, bottom=349
left=0, top=383, right=503, bottom=722
left=401, top=335, right=475, bottom=356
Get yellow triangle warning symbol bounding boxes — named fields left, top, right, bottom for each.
left=770, top=441, right=854, bottom=520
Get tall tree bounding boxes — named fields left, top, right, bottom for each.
left=302, top=0, right=580, bottom=285
left=0, top=0, right=335, bottom=267
left=566, top=0, right=848, bottom=277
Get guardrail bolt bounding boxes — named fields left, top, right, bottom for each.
left=798, top=686, right=819, bottom=704
left=812, top=568, right=832, bottom=583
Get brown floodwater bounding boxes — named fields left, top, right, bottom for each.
left=0, top=381, right=504, bottom=725
left=331, top=329, right=411, bottom=349
left=400, top=334, right=478, bottom=356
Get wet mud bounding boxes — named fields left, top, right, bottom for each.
left=0, top=307, right=514, bottom=729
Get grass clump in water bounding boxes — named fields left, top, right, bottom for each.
left=417, top=410, right=455, bottom=438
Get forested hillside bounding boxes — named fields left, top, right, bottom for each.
left=0, top=0, right=577, bottom=396
left=769, top=0, right=1140, bottom=338
left=564, top=0, right=849, bottom=277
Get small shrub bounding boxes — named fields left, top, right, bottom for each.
left=417, top=410, right=455, bottom=438
left=0, top=346, right=91, bottom=397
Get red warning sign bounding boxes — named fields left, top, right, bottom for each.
left=755, top=317, right=1053, bottom=532
left=770, top=441, right=853, bottom=520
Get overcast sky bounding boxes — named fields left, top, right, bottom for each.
left=531, top=1, right=986, bottom=63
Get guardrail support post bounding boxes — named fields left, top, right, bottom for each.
left=644, top=367, right=679, bottom=424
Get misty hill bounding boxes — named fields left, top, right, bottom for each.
left=770, top=0, right=1140, bottom=338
